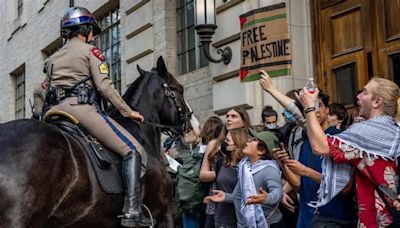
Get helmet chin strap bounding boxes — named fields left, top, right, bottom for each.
left=85, top=26, right=93, bottom=44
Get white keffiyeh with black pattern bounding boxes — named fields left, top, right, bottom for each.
left=332, top=115, right=400, bottom=160
left=312, top=115, right=400, bottom=208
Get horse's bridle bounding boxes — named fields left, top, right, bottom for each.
left=143, top=78, right=193, bottom=139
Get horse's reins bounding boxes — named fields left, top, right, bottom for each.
left=142, top=120, right=184, bottom=130
left=142, top=111, right=193, bottom=139
left=141, top=77, right=193, bottom=138
left=142, top=110, right=192, bottom=129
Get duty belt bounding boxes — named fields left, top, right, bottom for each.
left=50, top=85, right=96, bottom=105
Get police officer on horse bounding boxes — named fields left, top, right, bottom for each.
left=44, top=6, right=151, bottom=227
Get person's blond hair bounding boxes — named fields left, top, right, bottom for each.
left=370, top=77, right=400, bottom=121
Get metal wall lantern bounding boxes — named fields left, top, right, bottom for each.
left=195, top=0, right=232, bottom=64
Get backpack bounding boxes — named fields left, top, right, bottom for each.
left=287, top=126, right=306, bottom=160
left=175, top=147, right=206, bottom=211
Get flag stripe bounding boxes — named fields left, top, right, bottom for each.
left=242, top=14, right=287, bottom=29
left=241, top=60, right=291, bottom=71
left=241, top=68, right=290, bottom=82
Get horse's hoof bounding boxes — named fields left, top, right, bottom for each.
left=121, top=216, right=155, bottom=227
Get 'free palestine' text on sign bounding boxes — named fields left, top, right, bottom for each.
left=240, top=3, right=291, bottom=82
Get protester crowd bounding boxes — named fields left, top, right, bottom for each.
left=169, top=71, right=400, bottom=228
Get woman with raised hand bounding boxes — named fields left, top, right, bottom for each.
left=205, top=128, right=285, bottom=228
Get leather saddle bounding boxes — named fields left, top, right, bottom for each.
left=43, top=110, right=148, bottom=194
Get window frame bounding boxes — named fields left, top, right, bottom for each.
left=14, top=70, right=25, bottom=119
left=390, top=53, right=400, bottom=86
left=176, top=0, right=208, bottom=75
left=332, top=62, right=357, bottom=107
left=95, top=8, right=121, bottom=92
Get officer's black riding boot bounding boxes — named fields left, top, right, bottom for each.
left=121, top=151, right=152, bottom=227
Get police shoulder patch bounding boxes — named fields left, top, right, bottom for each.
left=99, top=63, right=109, bottom=74
left=92, top=47, right=105, bottom=61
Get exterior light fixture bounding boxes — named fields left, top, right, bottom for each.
left=195, top=0, right=232, bottom=64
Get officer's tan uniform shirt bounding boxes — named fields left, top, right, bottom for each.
left=49, top=37, right=133, bottom=117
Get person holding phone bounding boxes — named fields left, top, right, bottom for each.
left=205, top=129, right=285, bottom=228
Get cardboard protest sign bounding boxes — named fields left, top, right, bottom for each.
left=240, top=3, right=291, bottom=82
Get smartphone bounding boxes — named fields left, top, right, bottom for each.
left=274, top=140, right=280, bottom=149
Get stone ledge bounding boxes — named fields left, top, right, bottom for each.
left=216, top=0, right=245, bottom=14
left=212, top=33, right=240, bottom=49
left=125, top=0, right=151, bottom=16
left=7, top=22, right=27, bottom=42
left=213, top=69, right=238, bottom=82
left=126, top=23, right=152, bottom=40
left=126, top=49, right=154, bottom=64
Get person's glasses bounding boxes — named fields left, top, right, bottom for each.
left=246, top=137, right=258, bottom=143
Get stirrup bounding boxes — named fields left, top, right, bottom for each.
left=119, top=215, right=154, bottom=227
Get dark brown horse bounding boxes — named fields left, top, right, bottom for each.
left=0, top=57, right=200, bottom=228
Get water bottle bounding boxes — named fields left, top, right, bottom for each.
left=306, top=77, right=319, bottom=110
left=306, top=78, right=316, bottom=93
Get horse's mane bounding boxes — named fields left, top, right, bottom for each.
left=108, top=69, right=162, bottom=154
left=122, top=73, right=150, bottom=109
left=108, top=70, right=151, bottom=118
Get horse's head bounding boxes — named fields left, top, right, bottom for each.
left=133, top=57, right=200, bottom=144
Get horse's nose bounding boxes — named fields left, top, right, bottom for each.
left=189, top=115, right=200, bottom=137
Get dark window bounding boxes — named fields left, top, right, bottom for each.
left=333, top=63, right=356, bottom=106
left=95, top=8, right=121, bottom=92
left=14, top=70, right=25, bottom=119
left=390, top=53, right=400, bottom=86
left=176, top=0, right=208, bottom=74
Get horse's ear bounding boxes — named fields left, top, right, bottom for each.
left=137, top=65, right=146, bottom=76
left=156, top=56, right=168, bottom=75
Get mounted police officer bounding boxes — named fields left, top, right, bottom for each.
left=32, top=59, right=49, bottom=120
left=45, top=7, right=151, bottom=227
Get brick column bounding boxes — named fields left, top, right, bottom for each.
left=153, top=0, right=177, bottom=76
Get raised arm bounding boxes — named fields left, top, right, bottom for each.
left=199, top=139, right=217, bottom=182
left=296, top=88, right=330, bottom=156
left=259, top=70, right=305, bottom=124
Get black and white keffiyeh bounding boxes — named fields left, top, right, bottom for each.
left=332, top=115, right=400, bottom=160
left=310, top=157, right=352, bottom=208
